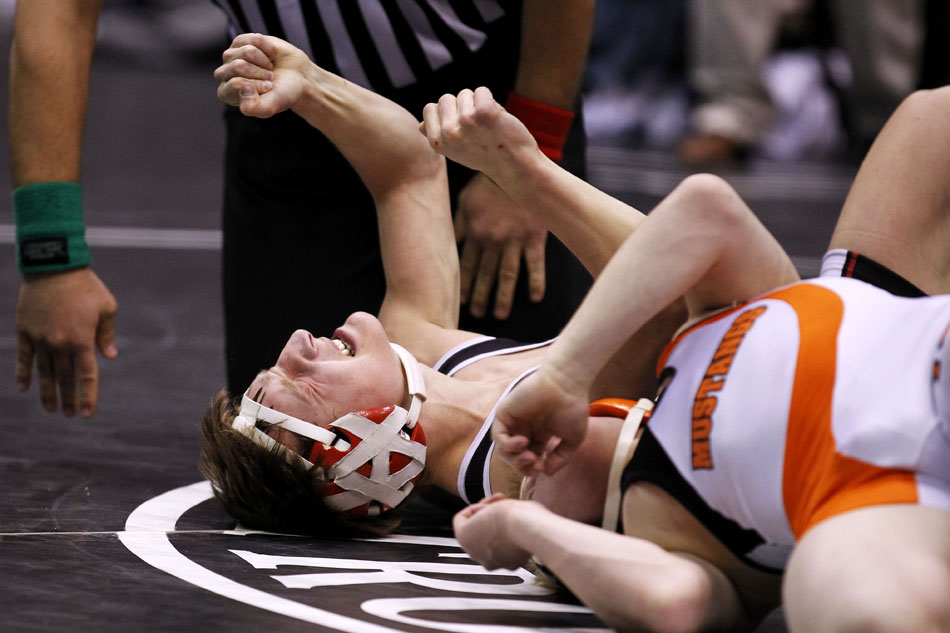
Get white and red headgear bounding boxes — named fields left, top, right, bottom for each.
left=231, top=343, right=427, bottom=517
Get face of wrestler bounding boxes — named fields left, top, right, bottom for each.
left=245, top=312, right=406, bottom=451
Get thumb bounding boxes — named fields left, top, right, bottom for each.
left=238, top=82, right=265, bottom=117
left=96, top=311, right=118, bottom=359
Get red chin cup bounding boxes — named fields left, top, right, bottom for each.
left=310, top=405, right=427, bottom=518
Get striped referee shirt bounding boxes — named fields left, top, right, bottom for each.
left=210, top=0, right=514, bottom=93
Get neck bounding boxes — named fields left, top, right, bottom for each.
left=414, top=366, right=501, bottom=495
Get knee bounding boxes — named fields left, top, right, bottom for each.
left=895, top=87, right=950, bottom=126
left=665, top=173, right=746, bottom=226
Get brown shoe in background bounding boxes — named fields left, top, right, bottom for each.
left=677, top=133, right=748, bottom=165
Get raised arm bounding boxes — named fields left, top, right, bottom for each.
left=423, top=87, right=687, bottom=398
left=452, top=0, right=595, bottom=320
left=423, top=87, right=643, bottom=279
left=215, top=34, right=473, bottom=365
left=10, top=0, right=119, bottom=419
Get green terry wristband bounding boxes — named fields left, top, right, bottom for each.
left=13, top=182, right=92, bottom=274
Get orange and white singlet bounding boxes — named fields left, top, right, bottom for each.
left=621, top=277, right=950, bottom=572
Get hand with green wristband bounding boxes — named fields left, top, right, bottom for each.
left=13, top=182, right=118, bottom=418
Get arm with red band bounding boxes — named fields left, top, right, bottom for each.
left=505, top=92, right=575, bottom=163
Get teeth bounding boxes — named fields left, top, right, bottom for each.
left=332, top=338, right=353, bottom=356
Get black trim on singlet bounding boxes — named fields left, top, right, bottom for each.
left=436, top=337, right=524, bottom=375
left=620, top=428, right=782, bottom=574
left=462, top=431, right=494, bottom=503
left=841, top=251, right=926, bottom=297
left=435, top=337, right=546, bottom=503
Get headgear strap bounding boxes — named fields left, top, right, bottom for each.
left=230, top=343, right=428, bottom=515
left=592, top=397, right=654, bottom=532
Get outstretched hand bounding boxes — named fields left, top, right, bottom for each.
left=420, top=87, right=541, bottom=185
left=491, top=365, right=589, bottom=476
left=15, top=269, right=118, bottom=418
left=214, top=33, right=311, bottom=118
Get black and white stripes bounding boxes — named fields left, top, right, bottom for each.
left=210, top=0, right=510, bottom=91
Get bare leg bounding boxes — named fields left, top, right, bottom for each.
left=784, top=504, right=950, bottom=633
left=829, top=87, right=950, bottom=294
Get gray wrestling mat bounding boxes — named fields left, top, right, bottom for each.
left=0, top=15, right=849, bottom=632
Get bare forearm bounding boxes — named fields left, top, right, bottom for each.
left=10, top=1, right=102, bottom=185
left=504, top=156, right=644, bottom=277
left=514, top=0, right=596, bottom=108
left=546, top=196, right=723, bottom=391
left=507, top=502, right=733, bottom=633
left=289, top=65, right=458, bottom=330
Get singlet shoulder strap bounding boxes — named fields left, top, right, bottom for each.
left=434, top=337, right=555, bottom=376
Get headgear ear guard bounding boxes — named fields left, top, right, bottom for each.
left=230, top=343, right=428, bottom=518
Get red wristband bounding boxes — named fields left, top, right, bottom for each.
left=505, top=92, right=575, bottom=163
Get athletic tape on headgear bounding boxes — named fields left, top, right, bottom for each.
left=231, top=342, right=428, bottom=516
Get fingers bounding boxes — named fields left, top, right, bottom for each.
left=524, top=233, right=547, bottom=303
left=221, top=43, right=275, bottom=70
left=214, top=57, right=274, bottom=84
left=456, top=88, right=476, bottom=121
left=215, top=39, right=275, bottom=108
left=437, top=91, right=462, bottom=136
left=53, top=350, right=77, bottom=417
left=36, top=350, right=57, bottom=413
left=493, top=242, right=521, bottom=320
left=96, top=308, right=118, bottom=359
left=236, top=82, right=279, bottom=118
left=469, top=246, right=501, bottom=319
left=15, top=332, right=34, bottom=392
left=420, top=102, right=441, bottom=149
left=454, top=493, right=507, bottom=523
left=217, top=76, right=274, bottom=108
left=493, top=432, right=542, bottom=475
left=422, top=89, right=478, bottom=153
left=457, top=237, right=480, bottom=305
left=230, top=32, right=282, bottom=61
left=76, top=349, right=99, bottom=418
left=19, top=331, right=108, bottom=418
left=544, top=444, right=571, bottom=476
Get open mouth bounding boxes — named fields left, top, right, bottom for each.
left=331, top=338, right=354, bottom=357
